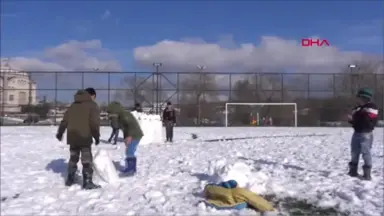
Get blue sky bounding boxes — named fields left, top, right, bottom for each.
left=1, top=1, right=383, bottom=104
left=2, top=1, right=383, bottom=59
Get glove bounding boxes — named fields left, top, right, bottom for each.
left=56, top=133, right=63, bottom=141
left=94, top=137, right=100, bottom=145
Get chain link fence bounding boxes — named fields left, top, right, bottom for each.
left=0, top=71, right=383, bottom=126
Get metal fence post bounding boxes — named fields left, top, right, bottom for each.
left=177, top=73, right=180, bottom=108
left=28, top=72, right=32, bottom=106
left=281, top=73, right=284, bottom=101
left=54, top=72, right=58, bottom=125
left=229, top=73, right=232, bottom=101
left=108, top=71, right=111, bottom=104
left=81, top=71, right=85, bottom=89
left=307, top=74, right=310, bottom=98
left=332, top=73, right=336, bottom=97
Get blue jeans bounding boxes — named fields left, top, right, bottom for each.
left=350, top=132, right=373, bottom=167
left=125, top=139, right=141, bottom=158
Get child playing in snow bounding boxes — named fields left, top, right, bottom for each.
left=347, top=88, right=379, bottom=180
left=107, top=101, right=144, bottom=175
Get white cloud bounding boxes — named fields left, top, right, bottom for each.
left=133, top=36, right=368, bottom=72
left=101, top=10, right=111, bottom=20
left=133, top=36, right=384, bottom=103
left=3, top=40, right=122, bottom=72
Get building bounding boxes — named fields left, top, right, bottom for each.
left=0, top=59, right=37, bottom=113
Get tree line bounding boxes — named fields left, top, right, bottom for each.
left=113, top=60, right=383, bottom=126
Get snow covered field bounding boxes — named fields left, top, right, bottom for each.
left=1, top=126, right=383, bottom=216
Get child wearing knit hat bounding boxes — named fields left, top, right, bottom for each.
left=347, top=88, right=379, bottom=181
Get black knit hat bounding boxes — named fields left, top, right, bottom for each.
left=357, top=88, right=373, bottom=100
left=85, top=87, right=96, bottom=96
left=167, top=101, right=172, bottom=105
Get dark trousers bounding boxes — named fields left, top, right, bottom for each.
left=165, top=121, right=174, bottom=141
left=68, top=145, right=93, bottom=174
left=108, top=127, right=119, bottom=144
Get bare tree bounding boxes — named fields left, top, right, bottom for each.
left=178, top=72, right=219, bottom=125
left=114, top=74, right=165, bottom=110
left=230, top=77, right=256, bottom=125
left=228, top=73, right=296, bottom=126
left=303, top=60, right=384, bottom=125
left=333, top=60, right=382, bottom=96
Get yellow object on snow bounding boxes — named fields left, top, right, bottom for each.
left=204, top=182, right=274, bottom=212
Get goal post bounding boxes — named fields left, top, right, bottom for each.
left=224, top=102, right=298, bottom=127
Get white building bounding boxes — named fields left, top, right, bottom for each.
left=0, top=59, right=37, bottom=113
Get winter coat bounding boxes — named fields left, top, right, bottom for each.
left=203, top=180, right=274, bottom=212
left=349, top=102, right=379, bottom=133
left=57, top=90, right=100, bottom=146
left=162, top=106, right=176, bottom=123
left=132, top=106, right=143, bottom=113
left=109, top=113, right=119, bottom=129
left=107, top=101, right=144, bottom=140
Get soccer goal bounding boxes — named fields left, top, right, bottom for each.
left=224, top=102, right=298, bottom=127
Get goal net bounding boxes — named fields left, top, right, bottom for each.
left=224, top=103, right=297, bottom=127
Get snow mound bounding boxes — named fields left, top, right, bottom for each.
left=93, top=149, right=120, bottom=186
left=207, top=159, right=276, bottom=195
left=131, top=111, right=163, bottom=145
left=209, top=159, right=252, bottom=188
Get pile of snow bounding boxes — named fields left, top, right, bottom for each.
left=207, top=159, right=277, bottom=195
left=206, top=152, right=383, bottom=216
left=92, top=149, right=120, bottom=186
left=208, top=159, right=253, bottom=188
left=131, top=111, right=163, bottom=145
left=0, top=116, right=24, bottom=124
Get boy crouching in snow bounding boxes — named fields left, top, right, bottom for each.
left=107, top=101, right=144, bottom=175
left=347, top=88, right=379, bottom=180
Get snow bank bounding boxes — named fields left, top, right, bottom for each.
left=131, top=111, right=163, bottom=145
left=207, top=155, right=384, bottom=216
left=1, top=127, right=382, bottom=216
left=0, top=116, right=24, bottom=123
left=208, top=159, right=275, bottom=194
left=208, top=159, right=253, bottom=188
left=93, top=149, right=120, bottom=186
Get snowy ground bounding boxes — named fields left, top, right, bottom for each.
left=1, top=126, right=383, bottom=216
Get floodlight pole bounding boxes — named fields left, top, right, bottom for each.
left=153, top=63, right=162, bottom=114
left=349, top=64, right=357, bottom=96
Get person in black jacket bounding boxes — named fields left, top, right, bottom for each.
left=347, top=88, right=379, bottom=180
left=162, top=101, right=176, bottom=142
left=132, top=102, right=143, bottom=113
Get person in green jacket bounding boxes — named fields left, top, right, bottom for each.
left=107, top=113, right=119, bottom=145
left=56, top=89, right=101, bottom=190
left=107, top=101, right=144, bottom=175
